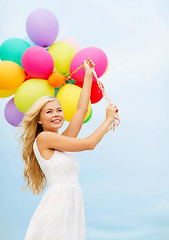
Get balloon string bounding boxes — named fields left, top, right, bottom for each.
left=54, top=67, right=57, bottom=73
left=67, top=63, right=120, bottom=133
left=66, top=64, right=84, bottom=79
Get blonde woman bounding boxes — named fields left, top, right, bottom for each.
left=19, top=59, right=118, bottom=240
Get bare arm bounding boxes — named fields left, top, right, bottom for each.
left=76, top=71, right=93, bottom=111
left=85, top=119, right=113, bottom=150
left=86, top=103, right=119, bottom=150
left=37, top=103, right=118, bottom=152
left=37, top=119, right=113, bottom=152
left=62, top=60, right=94, bottom=138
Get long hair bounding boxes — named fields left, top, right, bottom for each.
left=17, top=95, right=58, bottom=195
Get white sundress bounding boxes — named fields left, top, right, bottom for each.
left=24, top=139, right=86, bottom=240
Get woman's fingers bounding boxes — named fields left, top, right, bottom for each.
left=108, top=103, right=119, bottom=113
left=85, top=58, right=95, bottom=68
left=89, top=60, right=95, bottom=67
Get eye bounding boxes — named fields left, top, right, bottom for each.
left=46, top=110, right=51, bottom=113
left=58, top=109, right=62, bottom=112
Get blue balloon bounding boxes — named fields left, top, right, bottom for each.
left=0, top=37, right=31, bottom=68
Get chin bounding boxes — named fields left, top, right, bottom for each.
left=54, top=123, right=63, bottom=130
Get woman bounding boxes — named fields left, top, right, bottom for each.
left=19, top=59, right=118, bottom=240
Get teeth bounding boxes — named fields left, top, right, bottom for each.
left=52, top=119, right=61, bottom=123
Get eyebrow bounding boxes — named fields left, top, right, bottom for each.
left=45, top=107, right=61, bottom=111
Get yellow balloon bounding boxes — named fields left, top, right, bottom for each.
left=57, top=84, right=91, bottom=122
left=48, top=41, right=76, bottom=76
left=0, top=88, right=16, bottom=98
left=0, top=61, right=25, bottom=90
left=14, top=79, right=55, bottom=113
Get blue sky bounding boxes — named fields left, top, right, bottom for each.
left=0, top=0, right=169, bottom=239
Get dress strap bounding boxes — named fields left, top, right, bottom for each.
left=33, top=139, right=57, bottom=162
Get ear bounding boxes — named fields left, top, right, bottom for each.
left=38, top=120, right=42, bottom=125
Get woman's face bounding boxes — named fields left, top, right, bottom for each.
left=38, top=99, right=64, bottom=133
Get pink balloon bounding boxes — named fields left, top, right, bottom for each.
left=22, top=46, right=54, bottom=78
left=70, top=47, right=108, bottom=82
left=59, top=37, right=81, bottom=52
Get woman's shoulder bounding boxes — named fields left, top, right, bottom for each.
left=36, top=131, right=62, bottom=150
left=35, top=132, right=57, bottom=160
left=36, top=131, right=45, bottom=143
left=36, top=131, right=59, bottom=141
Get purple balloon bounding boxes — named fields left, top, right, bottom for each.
left=26, top=9, right=59, bottom=47
left=4, top=98, right=24, bottom=127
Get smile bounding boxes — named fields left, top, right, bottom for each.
left=51, top=119, right=61, bottom=123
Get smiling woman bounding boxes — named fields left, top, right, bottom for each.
left=38, top=99, right=64, bottom=133
left=17, top=59, right=118, bottom=240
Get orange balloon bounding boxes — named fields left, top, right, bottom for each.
left=48, top=72, right=66, bottom=88
left=0, top=88, right=16, bottom=98
left=0, top=61, right=25, bottom=90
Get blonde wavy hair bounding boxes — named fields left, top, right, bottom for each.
left=17, top=95, right=58, bottom=195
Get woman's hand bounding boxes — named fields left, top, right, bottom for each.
left=84, top=58, right=95, bottom=75
left=106, top=103, right=119, bottom=123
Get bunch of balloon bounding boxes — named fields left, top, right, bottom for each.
left=0, top=9, right=56, bottom=126
left=0, top=8, right=108, bottom=127
left=55, top=46, right=109, bottom=123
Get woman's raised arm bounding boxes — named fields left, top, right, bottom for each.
left=61, top=59, right=95, bottom=138
left=36, top=103, right=118, bottom=152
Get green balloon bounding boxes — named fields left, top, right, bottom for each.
left=84, top=108, right=92, bottom=123
left=0, top=38, right=31, bottom=68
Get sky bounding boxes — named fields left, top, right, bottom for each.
left=0, top=0, right=169, bottom=239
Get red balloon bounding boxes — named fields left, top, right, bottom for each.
left=91, top=81, right=104, bottom=104
left=74, top=80, right=104, bottom=104
left=74, top=80, right=83, bottom=88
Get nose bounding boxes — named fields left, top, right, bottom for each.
left=53, top=111, right=60, bottom=117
